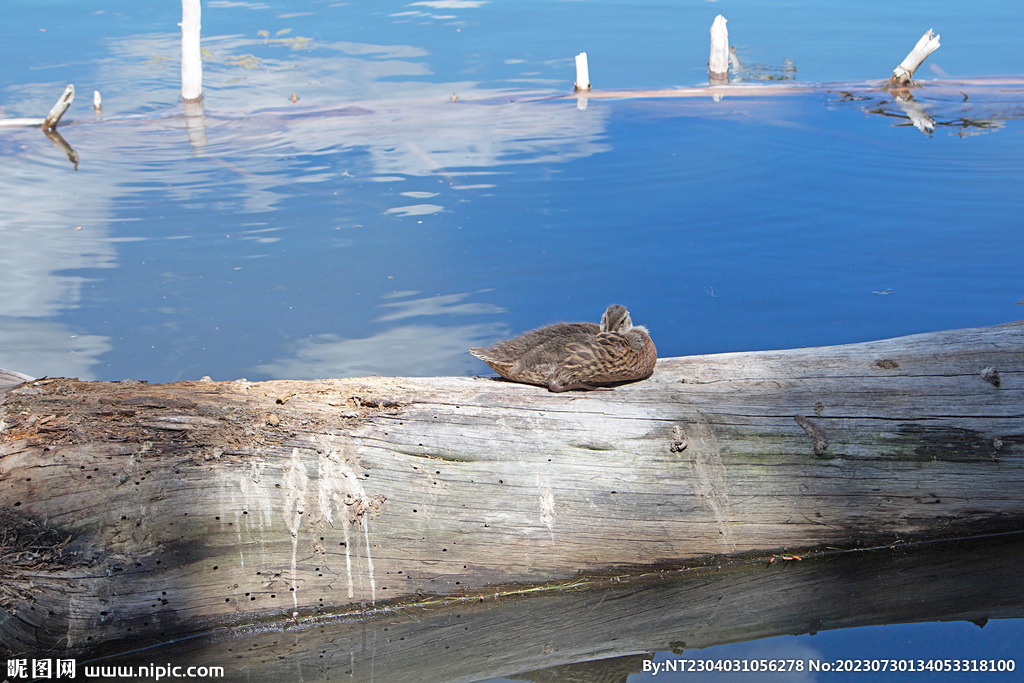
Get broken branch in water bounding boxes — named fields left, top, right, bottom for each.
left=42, top=84, right=75, bottom=130
left=0, top=85, right=74, bottom=129
left=890, top=29, right=941, bottom=87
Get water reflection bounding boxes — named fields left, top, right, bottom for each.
left=0, top=318, right=111, bottom=380
left=835, top=84, right=1022, bottom=136
left=1, top=29, right=612, bottom=381
left=80, top=534, right=1023, bottom=682
left=0, top=152, right=116, bottom=377
left=374, top=291, right=504, bottom=322
left=255, top=321, right=509, bottom=378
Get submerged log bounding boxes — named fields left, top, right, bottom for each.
left=1, top=321, right=1022, bottom=659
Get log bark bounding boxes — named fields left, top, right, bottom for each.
left=1, top=321, right=1022, bottom=659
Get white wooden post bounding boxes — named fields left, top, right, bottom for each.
left=709, top=15, right=729, bottom=84
left=93, top=91, right=102, bottom=112
left=890, top=29, right=940, bottom=87
left=180, top=0, right=203, bottom=102
left=574, top=52, right=591, bottom=91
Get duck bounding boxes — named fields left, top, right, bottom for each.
left=469, top=304, right=657, bottom=392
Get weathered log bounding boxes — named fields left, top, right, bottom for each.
left=1, top=321, right=1022, bottom=660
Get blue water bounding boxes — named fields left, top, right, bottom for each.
left=2, top=0, right=1023, bottom=679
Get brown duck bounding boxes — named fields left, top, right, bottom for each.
left=469, top=304, right=657, bottom=392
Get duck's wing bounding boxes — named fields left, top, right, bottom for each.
left=558, top=330, right=657, bottom=385
left=554, top=333, right=631, bottom=384
left=470, top=322, right=603, bottom=385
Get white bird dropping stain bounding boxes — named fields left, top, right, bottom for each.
left=282, top=448, right=309, bottom=609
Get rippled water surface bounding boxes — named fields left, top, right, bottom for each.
left=2, top=0, right=1023, bottom=679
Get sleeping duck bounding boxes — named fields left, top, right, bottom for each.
left=469, top=304, right=657, bottom=392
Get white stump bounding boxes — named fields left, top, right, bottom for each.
left=574, top=52, right=591, bottom=91
left=709, top=15, right=729, bottom=84
left=890, top=29, right=940, bottom=87
left=93, top=90, right=102, bottom=112
left=180, top=0, right=203, bottom=102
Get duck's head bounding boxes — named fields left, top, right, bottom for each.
left=600, top=304, right=632, bottom=333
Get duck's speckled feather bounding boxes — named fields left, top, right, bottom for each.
left=469, top=305, right=657, bottom=392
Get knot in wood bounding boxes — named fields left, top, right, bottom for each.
left=670, top=425, right=688, bottom=453
left=981, top=367, right=1001, bottom=388
left=794, top=415, right=828, bottom=457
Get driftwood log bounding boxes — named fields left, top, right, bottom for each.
left=1, top=322, right=1022, bottom=671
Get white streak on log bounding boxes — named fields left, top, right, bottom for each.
left=363, top=520, right=376, bottom=604
left=709, top=15, right=729, bottom=84
left=343, top=521, right=354, bottom=598
left=689, top=414, right=732, bottom=548
left=574, top=52, right=591, bottom=91
left=42, top=84, right=75, bottom=130
left=891, top=29, right=940, bottom=86
left=180, top=0, right=203, bottom=102
left=538, top=474, right=555, bottom=540
left=282, top=447, right=308, bottom=610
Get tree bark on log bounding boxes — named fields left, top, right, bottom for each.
left=1, top=321, right=1022, bottom=659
